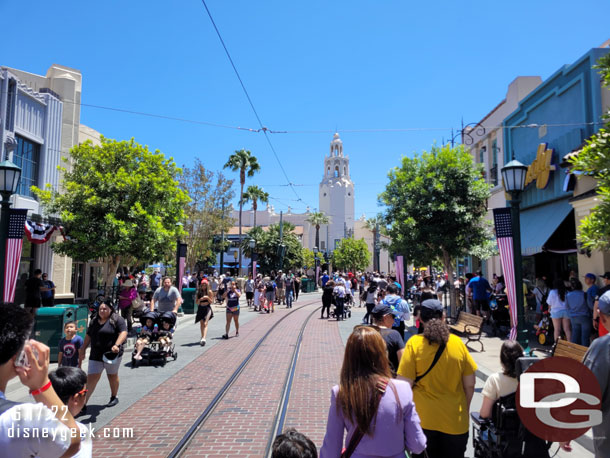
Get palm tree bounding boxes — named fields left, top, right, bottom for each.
left=224, top=149, right=261, bottom=276
left=306, top=211, right=330, bottom=251
left=241, top=185, right=269, bottom=228
left=365, top=214, right=385, bottom=271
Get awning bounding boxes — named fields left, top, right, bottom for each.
left=519, top=199, right=573, bottom=256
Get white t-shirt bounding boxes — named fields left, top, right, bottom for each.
left=73, top=422, right=93, bottom=457
left=547, top=289, right=566, bottom=312
left=481, top=372, right=519, bottom=401
left=0, top=398, right=72, bottom=458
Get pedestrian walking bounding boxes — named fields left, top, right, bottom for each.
left=321, top=280, right=334, bottom=319
left=371, top=304, right=405, bottom=376
left=286, top=274, right=295, bottom=308
left=294, top=275, right=301, bottom=302
left=245, top=274, right=255, bottom=307
left=118, top=279, right=137, bottom=332
left=195, top=282, right=214, bottom=346
left=41, top=273, right=55, bottom=307
left=78, top=301, right=128, bottom=411
left=397, top=299, right=476, bottom=458
left=320, top=326, right=427, bottom=457
left=363, top=282, right=378, bottom=324
left=276, top=271, right=286, bottom=305
left=222, top=281, right=241, bottom=339
left=265, top=279, right=277, bottom=313
left=333, top=280, right=346, bottom=321
left=548, top=278, right=572, bottom=343
left=566, top=278, right=591, bottom=346
left=151, top=277, right=182, bottom=314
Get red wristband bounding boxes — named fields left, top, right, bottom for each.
left=30, top=380, right=52, bottom=396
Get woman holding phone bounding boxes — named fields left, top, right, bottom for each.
left=222, top=281, right=241, bottom=339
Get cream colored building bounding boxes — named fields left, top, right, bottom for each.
left=464, top=76, right=542, bottom=279
left=1, top=64, right=83, bottom=302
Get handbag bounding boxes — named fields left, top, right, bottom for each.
left=341, top=378, right=389, bottom=458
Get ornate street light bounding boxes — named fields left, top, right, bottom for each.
left=249, top=238, right=256, bottom=275
left=501, top=158, right=530, bottom=352
left=0, top=160, right=22, bottom=304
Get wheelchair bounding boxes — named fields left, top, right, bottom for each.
left=471, top=358, right=552, bottom=458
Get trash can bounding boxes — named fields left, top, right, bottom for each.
left=33, top=304, right=89, bottom=363
left=301, top=278, right=309, bottom=293
left=181, top=287, right=197, bottom=314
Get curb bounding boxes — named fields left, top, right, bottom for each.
left=474, top=363, right=595, bottom=453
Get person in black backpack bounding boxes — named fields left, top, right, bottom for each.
left=265, top=279, right=277, bottom=313
left=0, top=304, right=81, bottom=457
left=533, top=277, right=549, bottom=322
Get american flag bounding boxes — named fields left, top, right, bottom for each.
left=4, top=209, right=28, bottom=303
left=493, top=207, right=518, bottom=340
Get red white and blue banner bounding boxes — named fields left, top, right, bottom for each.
left=4, top=209, right=28, bottom=303
left=24, top=220, right=56, bottom=244
left=395, top=255, right=405, bottom=296
left=493, top=208, right=518, bottom=340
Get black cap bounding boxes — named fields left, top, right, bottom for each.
left=421, top=299, right=443, bottom=312
left=601, top=272, right=610, bottom=280
left=372, top=303, right=393, bottom=315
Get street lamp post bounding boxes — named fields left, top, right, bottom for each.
left=501, top=159, right=530, bottom=352
left=249, top=238, right=256, bottom=275
left=0, top=160, right=22, bottom=304
left=313, top=246, right=319, bottom=289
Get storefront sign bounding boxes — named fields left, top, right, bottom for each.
left=525, top=143, right=556, bottom=189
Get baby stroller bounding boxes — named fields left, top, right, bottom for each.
left=535, top=309, right=552, bottom=345
left=330, top=297, right=352, bottom=319
left=489, top=294, right=511, bottom=337
left=132, top=311, right=178, bottom=367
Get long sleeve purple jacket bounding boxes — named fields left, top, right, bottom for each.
left=320, top=380, right=427, bottom=458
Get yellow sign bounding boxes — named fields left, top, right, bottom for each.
left=525, top=143, right=556, bottom=189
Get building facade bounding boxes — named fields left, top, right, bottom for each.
left=0, top=65, right=82, bottom=302
left=502, top=46, right=610, bottom=284
left=464, top=76, right=542, bottom=279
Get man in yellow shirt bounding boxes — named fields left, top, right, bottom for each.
left=398, top=299, right=477, bottom=458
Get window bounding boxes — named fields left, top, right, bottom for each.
left=490, top=140, right=499, bottom=186
left=479, top=146, right=486, bottom=164
left=14, top=136, right=40, bottom=197
left=5, top=79, right=16, bottom=130
left=71, top=262, right=86, bottom=299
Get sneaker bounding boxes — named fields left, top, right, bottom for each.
left=107, top=396, right=119, bottom=407
left=222, top=334, right=229, bottom=339
left=134, top=354, right=143, bottom=360
left=200, top=338, right=206, bottom=346
left=235, top=332, right=239, bottom=337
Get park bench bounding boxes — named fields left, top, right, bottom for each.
left=534, top=338, right=588, bottom=362
left=449, top=311, right=485, bottom=352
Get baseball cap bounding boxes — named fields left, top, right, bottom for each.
left=421, top=299, right=443, bottom=312
left=585, top=273, right=596, bottom=281
left=601, top=272, right=610, bottom=280
left=103, top=351, right=120, bottom=365
left=598, top=291, right=610, bottom=315
left=372, top=303, right=393, bottom=316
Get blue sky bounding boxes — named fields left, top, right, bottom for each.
left=1, top=0, right=608, bottom=218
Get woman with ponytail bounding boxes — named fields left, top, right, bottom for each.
left=397, top=299, right=477, bottom=458
left=320, top=326, right=426, bottom=458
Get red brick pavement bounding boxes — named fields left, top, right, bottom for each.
left=182, top=304, right=319, bottom=457
left=282, top=316, right=344, bottom=448
left=92, top=298, right=320, bottom=458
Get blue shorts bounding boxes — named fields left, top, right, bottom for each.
left=550, top=308, right=569, bottom=319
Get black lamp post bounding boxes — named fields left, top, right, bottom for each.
left=501, top=159, right=530, bottom=352
left=249, top=238, right=256, bottom=275
left=0, top=160, right=22, bottom=304
left=313, top=246, right=320, bottom=289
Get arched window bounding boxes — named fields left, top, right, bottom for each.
left=327, top=166, right=330, bottom=176
left=334, top=166, right=339, bottom=177
left=343, top=166, right=346, bottom=175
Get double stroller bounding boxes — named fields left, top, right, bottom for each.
left=131, top=310, right=178, bottom=367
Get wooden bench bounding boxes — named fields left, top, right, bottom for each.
left=449, top=312, right=485, bottom=352
left=534, top=338, right=588, bottom=362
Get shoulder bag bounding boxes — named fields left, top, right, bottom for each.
left=341, top=378, right=389, bottom=458
left=413, top=340, right=446, bottom=387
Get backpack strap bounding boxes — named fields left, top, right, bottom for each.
left=414, top=341, right=446, bottom=386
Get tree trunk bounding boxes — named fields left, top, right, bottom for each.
left=238, top=177, right=244, bottom=277
left=104, top=255, right=121, bottom=300
left=315, top=224, right=320, bottom=250
left=442, top=249, right=456, bottom=321
left=253, top=200, right=257, bottom=228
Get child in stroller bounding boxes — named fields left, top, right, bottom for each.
left=132, top=311, right=178, bottom=366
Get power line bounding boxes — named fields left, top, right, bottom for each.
left=198, top=0, right=305, bottom=205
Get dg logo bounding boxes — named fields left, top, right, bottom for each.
left=516, top=356, right=602, bottom=442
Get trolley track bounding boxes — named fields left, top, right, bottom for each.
left=168, top=299, right=321, bottom=457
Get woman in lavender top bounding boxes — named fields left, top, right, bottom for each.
left=320, top=326, right=426, bottom=458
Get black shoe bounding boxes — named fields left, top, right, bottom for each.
left=107, top=396, right=119, bottom=407
left=222, top=334, right=229, bottom=339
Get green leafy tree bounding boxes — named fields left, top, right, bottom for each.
left=179, top=159, right=235, bottom=269
left=332, top=237, right=371, bottom=272
left=305, top=211, right=330, bottom=250
left=224, top=149, right=261, bottom=276
left=380, top=143, right=492, bottom=315
left=302, top=248, right=323, bottom=269
left=569, top=54, right=610, bottom=250
left=33, top=137, right=189, bottom=289
left=249, top=222, right=303, bottom=273
left=241, top=185, right=269, bottom=228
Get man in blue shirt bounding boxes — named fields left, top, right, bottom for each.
left=466, top=271, right=492, bottom=319
left=584, top=273, right=599, bottom=312
left=321, top=271, right=330, bottom=287
left=382, top=284, right=411, bottom=340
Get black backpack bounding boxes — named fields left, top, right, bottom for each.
left=266, top=282, right=275, bottom=293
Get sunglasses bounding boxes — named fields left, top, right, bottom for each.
left=76, top=388, right=88, bottom=397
